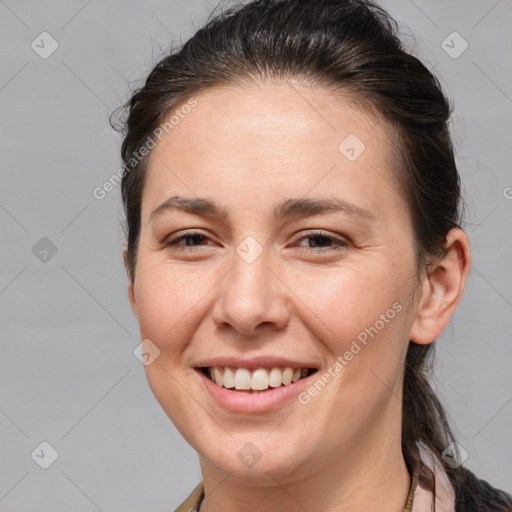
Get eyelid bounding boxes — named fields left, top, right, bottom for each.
left=292, top=229, right=349, bottom=244
left=165, top=229, right=215, bottom=248
left=165, top=229, right=350, bottom=253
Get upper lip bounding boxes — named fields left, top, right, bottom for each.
left=194, top=356, right=319, bottom=370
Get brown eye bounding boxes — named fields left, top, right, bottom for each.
left=295, top=231, right=349, bottom=253
left=166, top=231, right=214, bottom=251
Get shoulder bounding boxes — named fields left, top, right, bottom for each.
left=414, top=442, right=512, bottom=512
left=172, top=481, right=204, bottom=512
left=454, top=466, right=512, bottom=512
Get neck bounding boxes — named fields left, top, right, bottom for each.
left=198, top=414, right=411, bottom=512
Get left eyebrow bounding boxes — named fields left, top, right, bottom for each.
left=149, top=195, right=376, bottom=223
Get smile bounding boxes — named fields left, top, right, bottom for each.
left=199, top=366, right=317, bottom=392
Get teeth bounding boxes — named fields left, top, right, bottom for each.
left=213, top=367, right=223, bottom=387
left=282, top=367, right=293, bottom=385
left=251, top=369, right=269, bottom=390
left=268, top=367, right=282, bottom=388
left=223, top=367, right=235, bottom=389
left=206, top=366, right=312, bottom=391
left=234, top=368, right=251, bottom=390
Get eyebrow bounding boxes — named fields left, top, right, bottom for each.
left=149, top=195, right=376, bottom=223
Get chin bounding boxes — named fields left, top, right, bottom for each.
left=196, top=431, right=314, bottom=483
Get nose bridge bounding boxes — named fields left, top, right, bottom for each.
left=213, top=237, right=289, bottom=335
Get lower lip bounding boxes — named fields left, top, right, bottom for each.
left=196, top=369, right=314, bottom=413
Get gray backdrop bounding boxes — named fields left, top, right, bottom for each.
left=1, top=0, right=511, bottom=510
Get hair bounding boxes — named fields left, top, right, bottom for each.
left=112, top=0, right=512, bottom=509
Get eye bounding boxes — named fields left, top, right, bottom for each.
left=165, top=230, right=349, bottom=253
left=165, top=230, right=215, bottom=251
left=294, top=230, right=349, bottom=253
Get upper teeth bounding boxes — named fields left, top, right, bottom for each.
left=207, top=366, right=310, bottom=391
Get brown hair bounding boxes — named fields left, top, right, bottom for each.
left=112, top=1, right=512, bottom=508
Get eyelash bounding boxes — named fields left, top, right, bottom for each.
left=165, top=230, right=349, bottom=253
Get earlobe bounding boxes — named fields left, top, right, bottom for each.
left=409, top=229, right=471, bottom=345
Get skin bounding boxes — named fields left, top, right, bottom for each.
left=126, top=83, right=471, bottom=512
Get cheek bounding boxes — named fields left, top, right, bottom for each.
left=298, top=263, right=410, bottom=410
left=133, top=261, right=210, bottom=351
left=298, top=263, right=404, bottom=347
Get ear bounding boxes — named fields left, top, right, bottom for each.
left=409, top=228, right=471, bottom=345
left=123, top=249, right=138, bottom=318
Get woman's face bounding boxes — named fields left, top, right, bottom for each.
left=128, top=83, right=423, bottom=483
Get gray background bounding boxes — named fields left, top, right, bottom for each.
left=0, top=0, right=511, bottom=510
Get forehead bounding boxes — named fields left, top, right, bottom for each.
left=153, top=83, right=389, bottom=156
left=141, top=83, right=403, bottom=221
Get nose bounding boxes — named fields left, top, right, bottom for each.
left=211, top=244, right=291, bottom=338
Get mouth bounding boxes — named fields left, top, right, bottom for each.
left=197, top=366, right=319, bottom=393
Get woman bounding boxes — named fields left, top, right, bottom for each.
left=113, top=0, right=512, bottom=510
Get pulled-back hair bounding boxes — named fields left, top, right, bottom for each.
left=112, top=1, right=512, bottom=509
